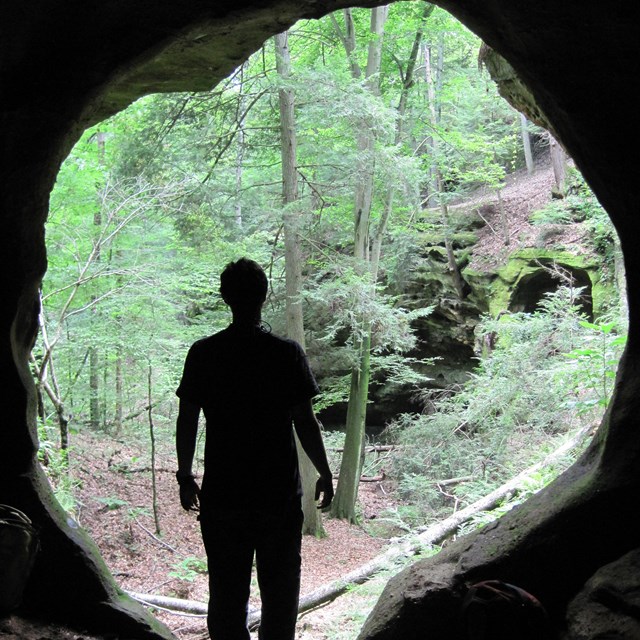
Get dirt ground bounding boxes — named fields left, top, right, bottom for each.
left=0, top=432, right=398, bottom=640
left=463, top=162, right=585, bottom=273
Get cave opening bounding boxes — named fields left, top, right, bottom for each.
left=34, top=4, right=572, bottom=633
left=2, top=2, right=637, bottom=640
left=510, top=265, right=594, bottom=319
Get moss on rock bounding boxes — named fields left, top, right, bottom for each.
left=486, top=248, right=605, bottom=317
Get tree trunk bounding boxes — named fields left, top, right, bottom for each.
left=127, top=591, right=208, bottom=616
left=114, top=344, right=123, bottom=434
left=395, top=4, right=433, bottom=138
left=275, top=31, right=325, bottom=536
left=147, top=364, right=161, bottom=535
left=440, top=200, right=466, bottom=298
left=423, top=42, right=466, bottom=299
left=520, top=113, right=535, bottom=174
left=32, top=306, right=70, bottom=448
left=331, top=331, right=371, bottom=522
left=235, top=63, right=246, bottom=229
left=372, top=2, right=432, bottom=275
left=549, top=132, right=567, bottom=195
left=497, top=188, right=510, bottom=246
left=89, top=328, right=100, bottom=429
left=31, top=358, right=70, bottom=451
left=113, top=248, right=123, bottom=434
left=331, top=6, right=388, bottom=522
left=421, top=35, right=443, bottom=208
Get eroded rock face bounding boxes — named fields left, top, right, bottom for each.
left=1, top=1, right=640, bottom=638
left=565, top=549, right=640, bottom=640
left=478, top=44, right=556, bottom=138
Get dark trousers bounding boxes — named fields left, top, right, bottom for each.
left=200, top=499, right=303, bottom=640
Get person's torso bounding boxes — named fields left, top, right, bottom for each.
left=190, top=327, right=305, bottom=508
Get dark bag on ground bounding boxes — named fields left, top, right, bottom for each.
left=0, top=505, right=39, bottom=614
left=461, top=579, right=551, bottom=640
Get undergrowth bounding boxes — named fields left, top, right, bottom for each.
left=382, top=285, right=626, bottom=530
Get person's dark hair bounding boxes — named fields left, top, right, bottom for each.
left=220, top=258, right=268, bottom=309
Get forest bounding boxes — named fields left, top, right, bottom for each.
left=32, top=3, right=625, bottom=638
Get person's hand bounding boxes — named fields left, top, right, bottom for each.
left=178, top=476, right=201, bottom=512
left=315, top=474, right=334, bottom=510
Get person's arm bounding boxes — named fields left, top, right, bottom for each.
left=292, top=399, right=334, bottom=509
left=176, top=397, right=202, bottom=512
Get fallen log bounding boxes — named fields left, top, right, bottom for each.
left=327, top=445, right=397, bottom=453
left=127, top=591, right=207, bottom=616
left=436, top=475, right=474, bottom=487
left=129, top=422, right=592, bottom=627
left=267, top=422, right=592, bottom=626
left=360, top=472, right=386, bottom=483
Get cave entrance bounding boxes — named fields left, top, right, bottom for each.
left=509, top=265, right=594, bottom=319
left=4, top=2, right=631, bottom=639
left=34, top=3, right=556, bottom=628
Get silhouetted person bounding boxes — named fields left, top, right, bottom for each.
left=176, top=257, right=334, bottom=640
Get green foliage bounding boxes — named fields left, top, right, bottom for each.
left=95, top=496, right=130, bottom=510
left=568, top=175, right=619, bottom=261
left=38, top=3, right=531, bottom=443
left=169, top=556, right=208, bottom=582
left=303, top=261, right=430, bottom=354
left=529, top=200, right=574, bottom=225
left=126, top=506, right=152, bottom=520
left=386, top=286, right=626, bottom=526
left=301, top=259, right=433, bottom=412
left=530, top=192, right=605, bottom=227
left=37, top=420, right=78, bottom=514
left=321, top=430, right=346, bottom=476
left=529, top=169, right=618, bottom=264
left=456, top=463, right=565, bottom=537
left=564, top=320, right=627, bottom=413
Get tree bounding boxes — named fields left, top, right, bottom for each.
left=330, top=6, right=389, bottom=523
left=325, top=4, right=443, bottom=522
left=38, top=123, right=197, bottom=437
left=549, top=132, right=568, bottom=196
left=520, top=113, right=535, bottom=175
left=275, top=30, right=326, bottom=536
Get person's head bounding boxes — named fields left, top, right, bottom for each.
left=219, top=258, right=268, bottom=319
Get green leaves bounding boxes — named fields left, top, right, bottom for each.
left=564, top=319, right=627, bottom=412
left=387, top=286, right=625, bottom=526
left=95, top=496, right=129, bottom=511
left=39, top=2, right=574, bottom=459
left=169, top=556, right=208, bottom=582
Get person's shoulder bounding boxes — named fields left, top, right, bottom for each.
left=263, top=331, right=304, bottom=354
left=189, top=328, right=230, bottom=352
left=274, top=335, right=312, bottom=367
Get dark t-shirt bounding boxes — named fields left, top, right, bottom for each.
left=176, top=324, right=319, bottom=509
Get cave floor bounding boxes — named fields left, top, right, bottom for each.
left=0, top=615, right=108, bottom=640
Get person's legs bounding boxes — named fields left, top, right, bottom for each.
left=201, top=511, right=255, bottom=640
left=255, top=500, right=303, bottom=640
